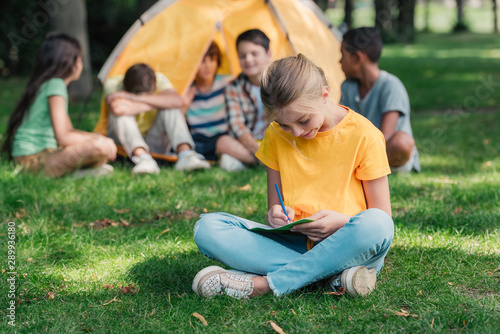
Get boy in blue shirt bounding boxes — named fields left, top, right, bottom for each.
left=340, top=27, right=420, bottom=172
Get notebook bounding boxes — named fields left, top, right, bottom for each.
left=248, top=218, right=314, bottom=233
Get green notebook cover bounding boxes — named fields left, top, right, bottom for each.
left=249, top=218, right=314, bottom=233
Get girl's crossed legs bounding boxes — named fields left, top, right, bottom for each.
left=193, top=208, right=394, bottom=297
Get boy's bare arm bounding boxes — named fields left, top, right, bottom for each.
left=107, top=89, right=184, bottom=112
left=134, top=89, right=184, bottom=109
left=379, top=111, right=400, bottom=141
left=237, top=132, right=260, bottom=156
left=108, top=98, right=155, bottom=116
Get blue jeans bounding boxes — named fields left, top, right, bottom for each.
left=193, top=208, right=394, bottom=296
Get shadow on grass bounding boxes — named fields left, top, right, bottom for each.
left=6, top=243, right=498, bottom=334
left=8, top=285, right=178, bottom=333
left=127, top=251, right=210, bottom=297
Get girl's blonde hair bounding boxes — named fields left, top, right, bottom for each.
left=260, top=53, right=328, bottom=122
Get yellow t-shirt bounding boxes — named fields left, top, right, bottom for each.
left=256, top=106, right=391, bottom=220
left=103, top=72, right=173, bottom=136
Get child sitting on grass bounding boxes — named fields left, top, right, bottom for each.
left=191, top=54, right=394, bottom=299
left=340, top=27, right=420, bottom=172
left=225, top=29, right=273, bottom=158
left=184, top=42, right=257, bottom=171
left=2, top=32, right=116, bottom=178
left=104, top=63, right=211, bottom=174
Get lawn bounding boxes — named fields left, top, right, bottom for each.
left=0, top=33, right=499, bottom=333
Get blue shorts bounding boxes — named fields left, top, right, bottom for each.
left=192, top=132, right=227, bottom=161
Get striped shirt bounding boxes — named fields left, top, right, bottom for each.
left=187, top=75, right=232, bottom=137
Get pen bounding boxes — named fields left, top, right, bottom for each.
left=274, top=184, right=290, bottom=223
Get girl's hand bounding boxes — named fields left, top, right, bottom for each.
left=266, top=204, right=295, bottom=228
left=291, top=210, right=351, bottom=242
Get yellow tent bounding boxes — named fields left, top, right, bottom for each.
left=95, top=0, right=344, bottom=159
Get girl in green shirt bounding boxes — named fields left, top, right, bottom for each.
left=3, top=32, right=116, bottom=177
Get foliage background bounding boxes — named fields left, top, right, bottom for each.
left=1, top=0, right=498, bottom=77
left=0, top=0, right=136, bottom=76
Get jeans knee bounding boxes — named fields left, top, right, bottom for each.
left=365, top=208, right=393, bottom=233
left=193, top=213, right=226, bottom=245
left=193, top=214, right=211, bottom=241
left=350, top=208, right=394, bottom=241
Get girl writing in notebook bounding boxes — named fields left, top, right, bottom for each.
left=192, top=54, right=394, bottom=299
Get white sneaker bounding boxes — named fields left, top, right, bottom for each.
left=192, top=266, right=256, bottom=299
left=219, top=154, right=245, bottom=172
left=175, top=150, right=210, bottom=171
left=340, top=266, right=377, bottom=297
left=72, top=163, right=114, bottom=179
left=131, top=154, right=160, bottom=175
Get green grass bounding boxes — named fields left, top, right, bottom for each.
left=380, top=33, right=500, bottom=112
left=1, top=34, right=499, bottom=333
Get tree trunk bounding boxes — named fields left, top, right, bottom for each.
left=455, top=0, right=466, bottom=30
left=493, top=0, right=498, bottom=33
left=398, top=0, right=415, bottom=42
left=344, top=0, right=354, bottom=28
left=457, top=0, right=464, bottom=23
left=424, top=0, right=431, bottom=32
left=49, top=0, right=92, bottom=101
left=374, top=0, right=393, bottom=38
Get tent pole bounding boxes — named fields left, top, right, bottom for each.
left=265, top=0, right=297, bottom=54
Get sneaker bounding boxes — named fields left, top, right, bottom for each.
left=131, top=153, right=160, bottom=175
left=175, top=150, right=210, bottom=171
left=340, top=266, right=377, bottom=297
left=192, top=266, right=256, bottom=299
left=219, top=154, right=246, bottom=172
left=71, top=163, right=114, bottom=179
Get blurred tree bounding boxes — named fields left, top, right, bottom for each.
left=0, top=1, right=48, bottom=76
left=86, top=0, right=136, bottom=71
left=49, top=0, right=93, bottom=101
left=0, top=0, right=138, bottom=78
left=344, top=0, right=354, bottom=28
left=398, top=0, right=415, bottom=42
left=375, top=0, right=393, bottom=39
left=493, top=0, right=498, bottom=33
left=423, top=0, right=431, bottom=33
left=454, top=0, right=468, bottom=31
left=375, top=0, right=415, bottom=42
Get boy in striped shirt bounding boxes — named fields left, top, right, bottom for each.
left=185, top=42, right=257, bottom=171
